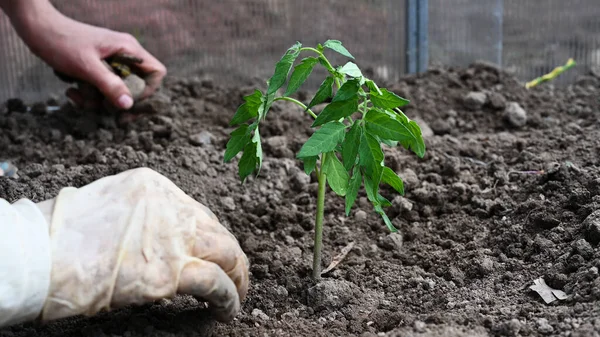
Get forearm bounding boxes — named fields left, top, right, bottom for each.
left=0, top=0, right=63, bottom=54
left=0, top=198, right=52, bottom=328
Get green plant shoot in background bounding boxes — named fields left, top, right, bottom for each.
left=224, top=40, right=426, bottom=281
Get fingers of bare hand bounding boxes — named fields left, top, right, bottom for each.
left=84, top=58, right=134, bottom=109
left=178, top=258, right=241, bottom=322
left=112, top=34, right=167, bottom=99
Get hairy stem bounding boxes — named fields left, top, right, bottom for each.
left=312, top=153, right=327, bottom=281
left=274, top=96, right=317, bottom=119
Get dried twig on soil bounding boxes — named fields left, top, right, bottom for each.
left=321, top=241, right=355, bottom=275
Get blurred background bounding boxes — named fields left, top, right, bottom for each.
left=1, top=0, right=599, bottom=103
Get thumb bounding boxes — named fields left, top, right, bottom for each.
left=84, top=58, right=134, bottom=110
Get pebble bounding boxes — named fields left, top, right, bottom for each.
left=583, top=210, right=600, bottom=245
left=414, top=320, right=427, bottom=333
left=401, top=168, right=419, bottom=188
left=379, top=232, right=403, bottom=251
left=572, top=239, right=594, bottom=258
left=393, top=196, right=413, bottom=212
left=355, top=210, right=367, bottom=221
left=537, top=318, right=554, bottom=334
left=251, top=308, right=270, bottom=321
left=488, top=92, right=507, bottom=109
left=221, top=196, right=236, bottom=211
left=307, top=280, right=356, bottom=309
left=504, top=102, right=527, bottom=128
left=189, top=131, right=214, bottom=146
left=463, top=91, right=487, bottom=110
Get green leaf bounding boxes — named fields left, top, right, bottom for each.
left=230, top=90, right=263, bottom=126
left=338, top=62, right=362, bottom=78
left=382, top=166, right=404, bottom=195
left=364, top=109, right=418, bottom=144
left=307, top=76, right=334, bottom=109
left=342, top=122, right=362, bottom=171
left=323, top=40, right=355, bottom=59
left=252, top=128, right=263, bottom=174
left=365, top=79, right=383, bottom=96
left=377, top=194, right=392, bottom=207
left=302, top=156, right=318, bottom=175
left=259, top=92, right=275, bottom=121
left=380, top=138, right=398, bottom=147
left=297, top=121, right=346, bottom=158
left=332, top=78, right=360, bottom=102
left=345, top=167, right=361, bottom=215
left=374, top=204, right=398, bottom=232
left=362, top=173, right=377, bottom=202
left=312, top=98, right=359, bottom=127
left=370, top=88, right=409, bottom=109
left=318, top=55, right=336, bottom=73
left=238, top=142, right=258, bottom=182
left=285, top=57, right=318, bottom=96
left=359, top=130, right=384, bottom=195
left=323, top=152, right=349, bottom=196
left=400, top=120, right=426, bottom=158
left=267, top=42, right=302, bottom=95
left=224, top=125, right=251, bottom=162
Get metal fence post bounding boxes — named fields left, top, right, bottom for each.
left=405, top=0, right=428, bottom=74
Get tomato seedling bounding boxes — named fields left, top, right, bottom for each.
left=224, top=40, right=426, bottom=281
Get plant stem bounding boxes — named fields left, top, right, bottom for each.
left=299, top=47, right=342, bottom=89
left=274, top=97, right=317, bottom=119
left=312, top=153, right=327, bottom=281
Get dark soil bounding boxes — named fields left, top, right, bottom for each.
left=2, top=63, right=600, bottom=336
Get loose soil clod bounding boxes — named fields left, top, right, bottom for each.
left=1, top=63, right=600, bottom=336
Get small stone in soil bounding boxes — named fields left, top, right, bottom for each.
left=251, top=308, right=270, bottom=321
left=189, top=131, right=214, bottom=146
left=463, top=91, right=487, bottom=110
left=583, top=210, right=600, bottom=245
left=379, top=233, right=403, bottom=251
left=355, top=210, right=367, bottom=221
left=504, top=102, right=527, bottom=128
left=307, top=279, right=357, bottom=310
left=221, top=196, right=236, bottom=211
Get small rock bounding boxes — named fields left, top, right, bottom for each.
left=307, top=280, right=357, bottom=309
left=251, top=308, right=269, bottom=321
left=291, top=168, right=311, bottom=191
left=274, top=285, right=289, bottom=298
left=572, top=239, right=594, bottom=259
left=583, top=210, right=600, bottom=245
left=221, top=196, right=236, bottom=211
left=355, top=210, right=367, bottom=221
left=379, top=233, right=403, bottom=251
left=488, top=92, right=507, bottom=109
left=499, top=319, right=522, bottom=337
left=536, top=318, right=554, bottom=334
left=463, top=91, right=487, bottom=110
left=414, top=117, right=433, bottom=138
left=414, top=320, right=427, bottom=333
left=189, top=131, right=214, bottom=146
left=504, top=102, right=527, bottom=128
left=393, top=196, right=413, bottom=212
left=452, top=182, right=467, bottom=194
left=431, top=119, right=451, bottom=135
left=401, top=168, right=419, bottom=188
left=475, top=257, right=495, bottom=276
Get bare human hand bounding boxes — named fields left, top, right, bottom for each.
left=1, top=0, right=167, bottom=110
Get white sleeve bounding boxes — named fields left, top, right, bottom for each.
left=0, top=198, right=51, bottom=328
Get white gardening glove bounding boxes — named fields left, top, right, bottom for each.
left=35, top=167, right=249, bottom=323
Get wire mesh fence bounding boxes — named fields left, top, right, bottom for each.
left=1, top=0, right=599, bottom=103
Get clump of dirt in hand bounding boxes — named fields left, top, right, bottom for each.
left=2, top=63, right=600, bottom=337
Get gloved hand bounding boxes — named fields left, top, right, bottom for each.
left=34, top=168, right=249, bottom=323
